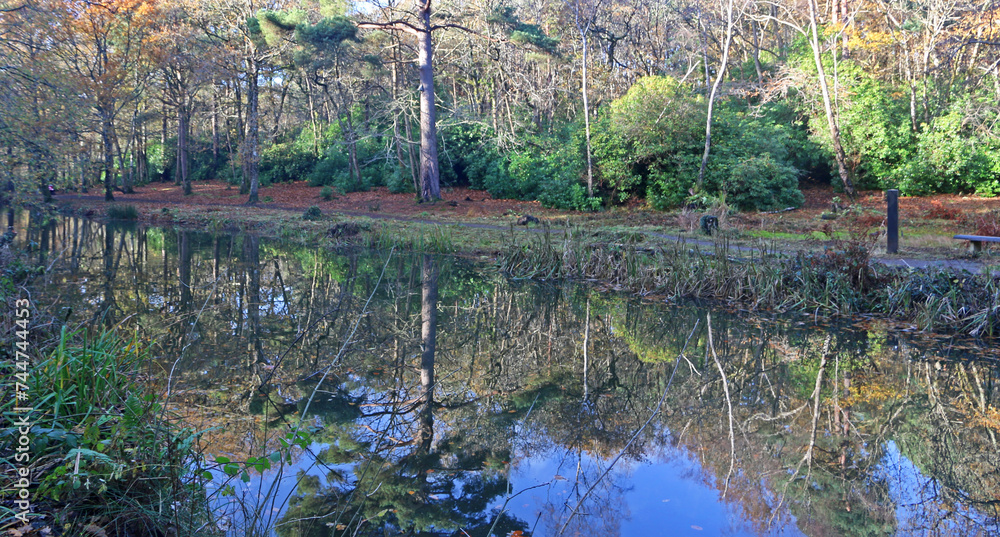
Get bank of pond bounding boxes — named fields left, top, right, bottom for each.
left=1, top=212, right=999, bottom=536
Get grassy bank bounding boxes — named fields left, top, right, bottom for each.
left=2, top=235, right=213, bottom=535
left=53, top=198, right=1000, bottom=338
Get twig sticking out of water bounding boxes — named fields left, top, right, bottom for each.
left=557, top=319, right=700, bottom=536
left=768, top=333, right=830, bottom=526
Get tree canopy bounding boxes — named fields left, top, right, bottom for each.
left=1, top=0, right=998, bottom=209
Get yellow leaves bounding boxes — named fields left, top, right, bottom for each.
left=975, top=405, right=1000, bottom=432
left=841, top=379, right=896, bottom=408
left=845, top=29, right=894, bottom=52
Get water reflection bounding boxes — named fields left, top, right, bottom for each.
left=14, top=213, right=1000, bottom=536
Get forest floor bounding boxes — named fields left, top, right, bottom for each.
left=54, top=179, right=1000, bottom=271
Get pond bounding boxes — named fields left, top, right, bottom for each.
left=12, top=211, right=1000, bottom=536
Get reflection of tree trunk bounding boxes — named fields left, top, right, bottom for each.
left=213, top=236, right=221, bottom=280
left=98, top=224, right=117, bottom=327
left=179, top=231, right=192, bottom=312
left=69, top=217, right=81, bottom=273
left=39, top=217, right=51, bottom=263
left=418, top=254, right=438, bottom=452
left=583, top=297, right=590, bottom=400
left=245, top=234, right=263, bottom=365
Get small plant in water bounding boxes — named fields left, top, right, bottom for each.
left=303, top=205, right=323, bottom=221
left=107, top=204, right=139, bottom=220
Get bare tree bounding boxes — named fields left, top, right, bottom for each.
left=697, top=0, right=740, bottom=191
left=752, top=0, right=857, bottom=198
left=567, top=0, right=605, bottom=197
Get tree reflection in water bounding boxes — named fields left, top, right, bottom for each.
left=15, top=215, right=1000, bottom=536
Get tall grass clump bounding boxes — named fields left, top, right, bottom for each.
left=0, top=328, right=210, bottom=535
left=302, top=205, right=323, bottom=221
left=106, top=204, right=139, bottom=220
left=365, top=222, right=456, bottom=253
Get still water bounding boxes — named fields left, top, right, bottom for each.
left=13, top=212, right=1000, bottom=536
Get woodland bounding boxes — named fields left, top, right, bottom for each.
left=1, top=0, right=999, bottom=213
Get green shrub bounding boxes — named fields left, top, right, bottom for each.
left=441, top=123, right=511, bottom=194
left=593, top=75, right=705, bottom=207
left=303, top=205, right=323, bottom=220
left=720, top=154, right=803, bottom=211
left=891, top=106, right=1000, bottom=196
left=106, top=204, right=139, bottom=220
left=833, top=76, right=914, bottom=190
left=595, top=78, right=807, bottom=211
left=260, top=129, right=319, bottom=185
left=386, top=167, right=414, bottom=194
left=320, top=186, right=335, bottom=200
left=701, top=109, right=805, bottom=211
left=308, top=149, right=350, bottom=187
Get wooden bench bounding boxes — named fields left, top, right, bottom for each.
left=953, top=234, right=1000, bottom=254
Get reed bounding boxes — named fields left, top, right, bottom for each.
left=106, top=204, right=139, bottom=220
left=498, top=227, right=1000, bottom=338
left=365, top=221, right=456, bottom=253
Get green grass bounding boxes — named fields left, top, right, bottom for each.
left=106, top=204, right=139, bottom=220
left=1, top=328, right=211, bottom=535
left=365, top=221, right=458, bottom=253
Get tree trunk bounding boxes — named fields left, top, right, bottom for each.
left=179, top=103, right=191, bottom=195
left=404, top=113, right=420, bottom=193
left=807, top=0, right=856, bottom=199
left=417, top=6, right=441, bottom=202
left=303, top=75, right=320, bottom=156
left=697, top=0, right=737, bottom=190
left=100, top=109, right=116, bottom=201
left=581, top=34, right=595, bottom=197
left=212, top=87, right=220, bottom=163
left=244, top=59, right=260, bottom=204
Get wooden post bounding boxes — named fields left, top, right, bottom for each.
left=887, top=189, right=899, bottom=254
